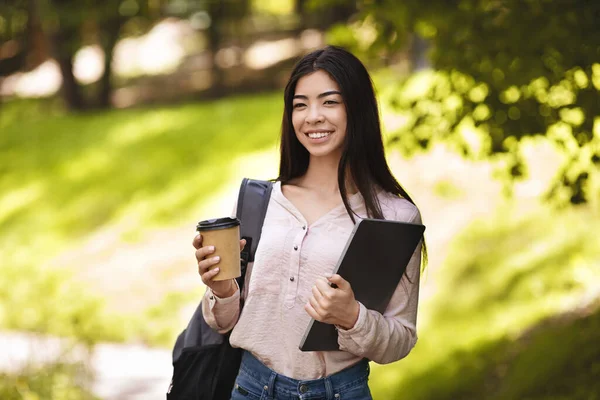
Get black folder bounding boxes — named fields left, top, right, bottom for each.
left=299, top=218, right=425, bottom=352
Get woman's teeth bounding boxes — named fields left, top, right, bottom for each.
left=308, top=131, right=332, bottom=139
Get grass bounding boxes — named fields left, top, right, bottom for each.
left=1, top=93, right=281, bottom=250
left=0, top=361, right=97, bottom=400
left=0, top=93, right=282, bottom=345
left=369, top=204, right=600, bottom=399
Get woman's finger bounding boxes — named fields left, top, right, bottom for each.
left=314, top=277, right=334, bottom=299
left=201, top=266, right=221, bottom=282
left=198, top=256, right=220, bottom=275
left=195, top=245, right=215, bottom=262
left=192, top=234, right=202, bottom=249
left=327, top=274, right=350, bottom=290
left=304, top=301, right=321, bottom=321
left=311, top=285, right=327, bottom=307
left=239, top=238, right=247, bottom=252
left=308, top=295, right=328, bottom=319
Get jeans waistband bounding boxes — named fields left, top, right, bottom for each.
left=239, top=351, right=370, bottom=399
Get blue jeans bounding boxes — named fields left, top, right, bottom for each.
left=231, top=351, right=372, bottom=400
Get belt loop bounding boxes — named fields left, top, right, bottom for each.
left=324, top=376, right=334, bottom=400
left=267, top=371, right=276, bottom=398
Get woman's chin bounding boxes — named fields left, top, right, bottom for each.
left=306, top=147, right=343, bottom=160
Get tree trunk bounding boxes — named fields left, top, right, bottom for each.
left=295, top=0, right=309, bottom=31
left=55, top=50, right=86, bottom=111
left=97, top=17, right=123, bottom=109
left=0, top=0, right=47, bottom=77
left=207, top=0, right=225, bottom=97
left=49, top=0, right=86, bottom=111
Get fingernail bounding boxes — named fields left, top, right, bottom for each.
left=214, top=267, right=220, bottom=272
left=213, top=256, right=220, bottom=261
left=209, top=246, right=215, bottom=251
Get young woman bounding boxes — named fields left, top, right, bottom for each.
left=193, top=46, right=425, bottom=400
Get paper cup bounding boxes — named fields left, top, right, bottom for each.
left=196, top=217, right=241, bottom=281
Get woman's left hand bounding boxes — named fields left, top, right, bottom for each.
left=305, top=274, right=360, bottom=330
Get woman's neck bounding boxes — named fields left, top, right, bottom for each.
left=297, top=154, right=356, bottom=196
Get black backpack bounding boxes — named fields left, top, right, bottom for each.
left=167, top=178, right=273, bottom=400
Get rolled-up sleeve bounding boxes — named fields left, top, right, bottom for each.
left=337, top=208, right=422, bottom=364
left=201, top=281, right=241, bottom=334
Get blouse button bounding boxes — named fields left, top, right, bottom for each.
left=293, top=245, right=298, bottom=251
left=290, top=276, right=295, bottom=282
left=302, top=225, right=306, bottom=230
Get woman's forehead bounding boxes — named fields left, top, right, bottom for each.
left=294, top=70, right=341, bottom=95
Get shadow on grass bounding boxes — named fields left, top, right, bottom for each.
left=429, top=207, right=598, bottom=324
left=390, top=304, right=600, bottom=400
left=0, top=92, right=282, bottom=254
left=370, top=205, right=600, bottom=399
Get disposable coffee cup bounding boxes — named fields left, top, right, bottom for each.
left=196, top=217, right=241, bottom=281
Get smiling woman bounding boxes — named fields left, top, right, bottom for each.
left=291, top=70, right=347, bottom=160
left=193, top=46, right=428, bottom=400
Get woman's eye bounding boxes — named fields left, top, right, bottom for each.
left=324, top=100, right=339, bottom=105
left=293, top=103, right=306, bottom=109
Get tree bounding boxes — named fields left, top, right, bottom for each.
left=0, top=0, right=48, bottom=77
left=1, top=0, right=258, bottom=110
left=324, top=0, right=600, bottom=205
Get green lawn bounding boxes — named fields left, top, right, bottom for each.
left=370, top=205, right=600, bottom=399
left=0, top=93, right=282, bottom=344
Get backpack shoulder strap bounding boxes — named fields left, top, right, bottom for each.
left=235, top=178, right=273, bottom=289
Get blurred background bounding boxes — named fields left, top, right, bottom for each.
left=1, top=0, right=599, bottom=399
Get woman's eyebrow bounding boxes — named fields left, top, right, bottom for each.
left=293, top=90, right=342, bottom=100
left=318, top=90, right=342, bottom=98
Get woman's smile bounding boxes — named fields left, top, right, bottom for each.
left=305, top=129, right=334, bottom=141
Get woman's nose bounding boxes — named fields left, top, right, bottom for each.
left=305, top=105, right=324, bottom=124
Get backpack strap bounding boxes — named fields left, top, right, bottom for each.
left=172, top=178, right=273, bottom=363
left=235, top=178, right=273, bottom=291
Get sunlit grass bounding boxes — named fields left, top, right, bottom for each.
left=370, top=204, right=600, bottom=399
left=0, top=361, right=97, bottom=400
left=0, top=92, right=281, bottom=253
left=0, top=93, right=282, bottom=345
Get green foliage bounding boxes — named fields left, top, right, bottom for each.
left=0, top=261, right=198, bottom=347
left=0, top=263, right=129, bottom=345
left=322, top=0, right=600, bottom=205
left=251, top=0, right=295, bottom=16
left=432, top=179, right=464, bottom=200
left=0, top=362, right=97, bottom=400
left=369, top=205, right=600, bottom=399
left=0, top=92, right=281, bottom=345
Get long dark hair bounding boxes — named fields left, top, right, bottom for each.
left=278, top=45, right=427, bottom=268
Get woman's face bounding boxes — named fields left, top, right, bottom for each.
left=292, top=70, right=347, bottom=161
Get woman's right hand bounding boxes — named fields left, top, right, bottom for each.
left=193, top=234, right=246, bottom=298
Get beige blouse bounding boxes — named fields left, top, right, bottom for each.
left=202, top=181, right=422, bottom=379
